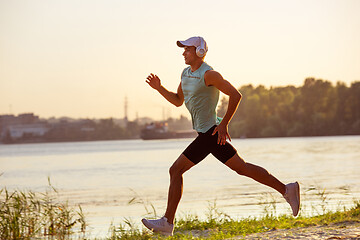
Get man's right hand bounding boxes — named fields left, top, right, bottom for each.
left=146, top=73, right=161, bottom=90
left=145, top=73, right=184, bottom=107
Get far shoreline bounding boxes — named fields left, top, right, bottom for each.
left=1, top=134, right=359, bottom=145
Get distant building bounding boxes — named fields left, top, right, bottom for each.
left=0, top=113, right=39, bottom=126
left=3, top=123, right=49, bottom=140
left=0, top=113, right=48, bottom=142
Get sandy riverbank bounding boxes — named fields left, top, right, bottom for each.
left=230, top=221, right=360, bottom=240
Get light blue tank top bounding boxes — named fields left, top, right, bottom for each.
left=181, top=62, right=220, bottom=133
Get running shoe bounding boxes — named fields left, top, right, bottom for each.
left=141, top=216, right=174, bottom=236
left=283, top=182, right=300, bottom=217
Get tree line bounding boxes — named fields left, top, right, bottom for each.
left=218, top=78, right=360, bottom=138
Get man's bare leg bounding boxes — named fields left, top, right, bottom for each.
left=225, top=153, right=286, bottom=195
left=163, top=154, right=195, bottom=224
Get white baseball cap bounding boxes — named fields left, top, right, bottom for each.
left=176, top=36, right=208, bottom=57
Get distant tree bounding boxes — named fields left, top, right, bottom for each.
left=218, top=78, right=360, bottom=138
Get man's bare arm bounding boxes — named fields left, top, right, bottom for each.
left=146, top=73, right=184, bottom=107
left=204, top=70, right=242, bottom=145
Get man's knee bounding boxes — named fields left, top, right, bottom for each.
left=169, top=164, right=183, bottom=179
left=169, top=164, right=176, bottom=177
left=169, top=155, right=193, bottom=179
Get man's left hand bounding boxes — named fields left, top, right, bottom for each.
left=212, top=123, right=231, bottom=145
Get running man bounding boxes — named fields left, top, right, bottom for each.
left=142, top=36, right=300, bottom=236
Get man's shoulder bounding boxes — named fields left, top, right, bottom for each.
left=204, top=70, right=224, bottom=86
left=204, top=69, right=221, bottom=78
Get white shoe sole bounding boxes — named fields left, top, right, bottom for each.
left=293, top=181, right=300, bottom=216
left=141, top=218, right=173, bottom=236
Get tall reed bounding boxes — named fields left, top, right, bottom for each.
left=0, top=179, right=86, bottom=240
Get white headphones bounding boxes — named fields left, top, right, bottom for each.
left=196, top=37, right=207, bottom=58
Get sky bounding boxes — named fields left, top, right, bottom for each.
left=1, top=0, right=359, bottom=121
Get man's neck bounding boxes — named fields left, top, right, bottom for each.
left=190, top=60, right=204, bottom=72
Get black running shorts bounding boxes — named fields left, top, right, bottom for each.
left=182, top=125, right=237, bottom=165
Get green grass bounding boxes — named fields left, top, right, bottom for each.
left=108, top=197, right=360, bottom=240
left=175, top=203, right=360, bottom=238
left=0, top=178, right=86, bottom=240
left=1, top=182, right=360, bottom=240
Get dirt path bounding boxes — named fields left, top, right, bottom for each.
left=229, top=221, right=360, bottom=240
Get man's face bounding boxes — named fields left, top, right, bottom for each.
left=182, top=46, right=198, bottom=65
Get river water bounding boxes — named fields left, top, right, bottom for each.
left=1, top=136, right=359, bottom=237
